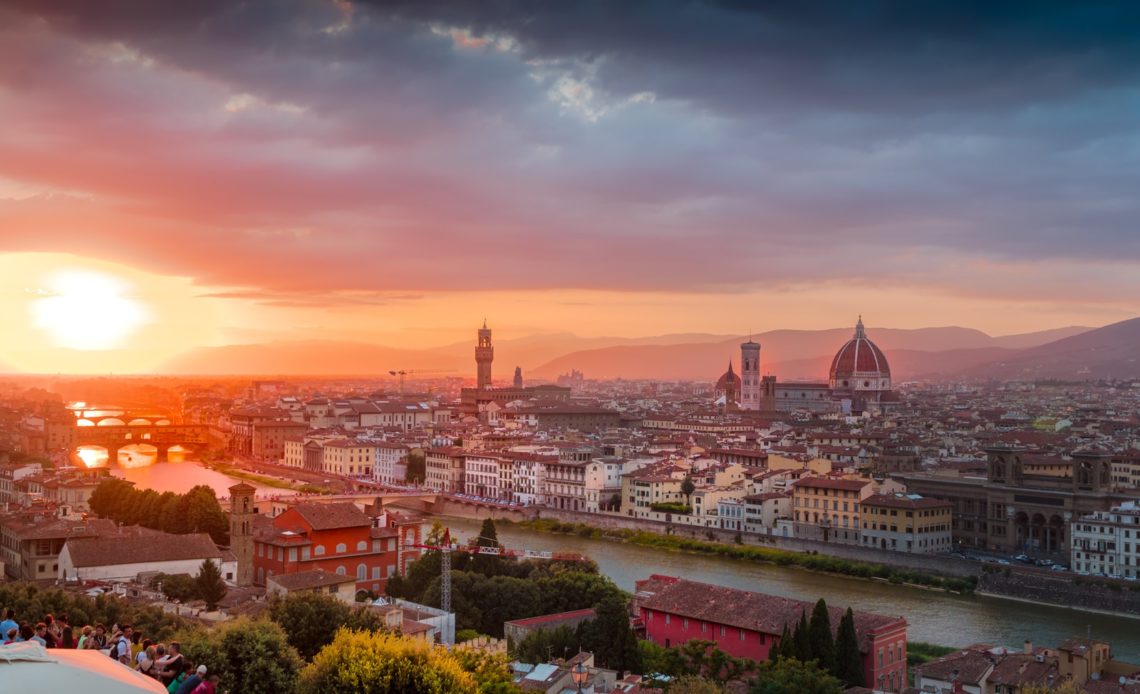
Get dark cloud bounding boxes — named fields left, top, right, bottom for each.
left=0, top=0, right=1138, bottom=301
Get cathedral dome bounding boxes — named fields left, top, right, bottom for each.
left=828, top=317, right=891, bottom=392
left=715, top=361, right=739, bottom=390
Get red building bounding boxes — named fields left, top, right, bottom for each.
left=252, top=502, right=418, bottom=595
left=635, top=575, right=908, bottom=692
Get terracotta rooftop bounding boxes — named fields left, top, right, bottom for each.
left=64, top=530, right=221, bottom=568
left=290, top=502, right=370, bottom=530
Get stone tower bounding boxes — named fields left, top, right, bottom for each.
left=739, top=338, right=762, bottom=411
left=476, top=319, right=494, bottom=389
left=228, top=482, right=256, bottom=587
left=513, top=366, right=523, bottom=388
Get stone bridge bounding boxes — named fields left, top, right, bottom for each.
left=73, top=424, right=213, bottom=462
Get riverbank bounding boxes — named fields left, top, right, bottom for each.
left=207, top=462, right=330, bottom=494
left=510, top=518, right=978, bottom=594
left=977, top=571, right=1140, bottom=619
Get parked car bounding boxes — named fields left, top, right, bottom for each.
left=996, top=559, right=1011, bottom=565
left=1050, top=564, right=1068, bottom=572
left=1036, top=558, right=1054, bottom=567
left=1014, top=554, right=1032, bottom=563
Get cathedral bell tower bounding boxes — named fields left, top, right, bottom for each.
left=228, top=482, right=256, bottom=587
left=476, top=319, right=494, bottom=390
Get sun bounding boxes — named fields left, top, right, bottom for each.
left=30, top=270, right=150, bottom=350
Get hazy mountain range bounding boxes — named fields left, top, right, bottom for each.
left=146, top=320, right=1140, bottom=382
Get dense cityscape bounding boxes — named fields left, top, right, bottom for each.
left=3, top=317, right=1140, bottom=692
left=4, top=1, right=1140, bottom=693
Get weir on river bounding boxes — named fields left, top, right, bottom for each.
left=443, top=517, right=1140, bottom=657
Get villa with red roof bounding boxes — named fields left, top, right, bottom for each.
left=635, top=575, right=908, bottom=691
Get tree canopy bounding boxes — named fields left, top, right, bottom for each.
left=747, top=658, right=843, bottom=694
left=834, top=608, right=863, bottom=687
left=89, top=479, right=229, bottom=544
left=297, top=629, right=480, bottom=694
left=807, top=599, right=835, bottom=673
left=176, top=618, right=304, bottom=694
left=196, top=559, right=227, bottom=611
left=268, top=591, right=387, bottom=660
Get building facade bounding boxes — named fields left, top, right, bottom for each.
left=859, top=494, right=953, bottom=554
left=1071, top=501, right=1140, bottom=578
left=792, top=477, right=875, bottom=544
left=637, top=575, right=908, bottom=692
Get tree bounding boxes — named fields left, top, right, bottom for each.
left=834, top=608, right=863, bottom=687
left=196, top=560, right=227, bottom=611
left=807, top=599, right=835, bottom=673
left=150, top=573, right=198, bottom=602
left=177, top=618, right=304, bottom=694
left=581, top=594, right=641, bottom=674
left=681, top=476, right=696, bottom=504
left=512, top=624, right=580, bottom=664
left=269, top=591, right=352, bottom=660
left=667, top=675, right=730, bottom=693
left=450, top=645, right=518, bottom=694
left=770, top=624, right=790, bottom=662
left=793, top=611, right=812, bottom=663
left=298, top=629, right=480, bottom=694
left=406, top=451, right=426, bottom=484
left=471, top=518, right=504, bottom=576
left=748, top=658, right=842, bottom=694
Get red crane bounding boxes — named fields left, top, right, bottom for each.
left=404, top=529, right=588, bottom=645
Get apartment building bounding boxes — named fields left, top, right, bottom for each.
left=860, top=493, right=953, bottom=554
left=791, top=477, right=876, bottom=544
left=1072, top=501, right=1140, bottom=578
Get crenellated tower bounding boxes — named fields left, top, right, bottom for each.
left=476, top=319, right=494, bottom=389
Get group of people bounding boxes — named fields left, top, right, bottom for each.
left=0, top=608, right=220, bottom=693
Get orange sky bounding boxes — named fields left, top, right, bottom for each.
left=0, top=252, right=1131, bottom=374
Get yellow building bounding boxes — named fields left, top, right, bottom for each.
left=859, top=493, right=953, bottom=554
left=791, top=477, right=875, bottom=544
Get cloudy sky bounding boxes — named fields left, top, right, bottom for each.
left=1, top=0, right=1139, bottom=372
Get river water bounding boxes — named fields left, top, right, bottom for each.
left=443, top=517, right=1140, bottom=657
left=111, top=460, right=282, bottom=499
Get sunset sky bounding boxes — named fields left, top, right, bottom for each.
left=2, top=1, right=1139, bottom=373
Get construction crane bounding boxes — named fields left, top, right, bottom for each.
left=405, top=529, right=588, bottom=645
left=388, top=369, right=412, bottom=397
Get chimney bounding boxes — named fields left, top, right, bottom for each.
left=1024, top=640, right=1033, bottom=655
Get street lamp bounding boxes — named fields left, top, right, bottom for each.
left=571, top=662, right=588, bottom=692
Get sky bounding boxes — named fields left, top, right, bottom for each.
left=1, top=1, right=1139, bottom=373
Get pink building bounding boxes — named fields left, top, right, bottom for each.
left=635, top=575, right=908, bottom=692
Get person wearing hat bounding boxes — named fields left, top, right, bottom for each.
left=173, top=664, right=207, bottom=694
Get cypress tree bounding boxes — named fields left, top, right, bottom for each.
left=793, top=610, right=812, bottom=663
left=807, top=598, right=836, bottom=673
left=770, top=624, right=790, bottom=662
left=779, top=622, right=796, bottom=660
left=835, top=607, right=864, bottom=687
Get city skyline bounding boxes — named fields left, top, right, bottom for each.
left=2, top=2, right=1139, bottom=373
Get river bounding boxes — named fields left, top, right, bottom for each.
left=443, top=517, right=1140, bottom=657
left=111, top=460, right=285, bottom=499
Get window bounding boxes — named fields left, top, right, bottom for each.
left=302, top=547, right=311, bottom=560
left=739, top=630, right=745, bottom=641
left=314, top=545, right=326, bottom=556
left=336, top=566, right=346, bottom=575
left=357, top=564, right=367, bottom=581
left=288, top=548, right=297, bottom=562
left=720, top=625, right=725, bottom=637
left=372, top=567, right=381, bottom=580
left=357, top=540, right=368, bottom=551
left=336, top=543, right=347, bottom=554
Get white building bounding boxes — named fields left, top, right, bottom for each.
left=510, top=454, right=552, bottom=506
left=464, top=453, right=503, bottom=499
left=584, top=456, right=626, bottom=513
left=1072, top=501, right=1140, bottom=578
left=372, top=442, right=410, bottom=485
left=59, top=529, right=235, bottom=583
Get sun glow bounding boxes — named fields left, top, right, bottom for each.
left=76, top=446, right=109, bottom=468
left=30, top=270, right=149, bottom=350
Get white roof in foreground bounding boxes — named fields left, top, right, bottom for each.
left=0, top=642, right=166, bottom=692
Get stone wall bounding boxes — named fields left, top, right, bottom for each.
left=534, top=507, right=978, bottom=578
left=977, top=571, right=1140, bottom=617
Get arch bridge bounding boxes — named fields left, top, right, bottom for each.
left=73, top=424, right=213, bottom=463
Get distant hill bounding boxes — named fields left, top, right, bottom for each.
left=961, top=318, right=1140, bottom=380
left=156, top=322, right=1108, bottom=380
left=528, top=326, right=1082, bottom=381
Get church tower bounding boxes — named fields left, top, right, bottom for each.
left=476, top=320, right=494, bottom=389
left=513, top=366, right=523, bottom=388
left=228, top=482, right=256, bottom=587
left=740, top=338, right=762, bottom=411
